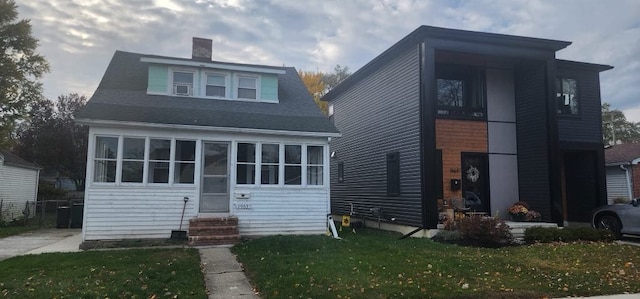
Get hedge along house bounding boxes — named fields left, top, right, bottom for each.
left=76, top=38, right=339, bottom=244
left=323, top=26, right=612, bottom=234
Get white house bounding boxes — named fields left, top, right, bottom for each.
left=0, top=149, right=40, bottom=222
left=76, top=38, right=339, bottom=244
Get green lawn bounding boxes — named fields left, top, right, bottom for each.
left=0, top=248, right=207, bottom=298
left=233, top=228, right=640, bottom=299
left=0, top=215, right=57, bottom=239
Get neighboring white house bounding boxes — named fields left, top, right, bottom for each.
left=605, top=143, right=640, bottom=204
left=0, top=149, right=40, bottom=222
left=75, top=38, right=339, bottom=242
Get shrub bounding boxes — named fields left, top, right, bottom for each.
left=441, top=216, right=513, bottom=248
left=432, top=230, right=463, bottom=243
left=524, top=226, right=615, bottom=244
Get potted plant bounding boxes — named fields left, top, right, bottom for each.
left=508, top=201, right=529, bottom=222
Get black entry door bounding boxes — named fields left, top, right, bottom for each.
left=564, top=151, right=599, bottom=222
left=461, top=153, right=490, bottom=212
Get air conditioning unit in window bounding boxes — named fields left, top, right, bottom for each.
left=174, top=84, right=192, bottom=96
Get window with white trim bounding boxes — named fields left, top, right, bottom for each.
left=285, top=145, right=302, bottom=185
left=122, top=137, right=145, bottom=183
left=261, top=144, right=279, bottom=184
left=237, top=143, right=256, bottom=184
left=237, top=75, right=257, bottom=99
left=94, top=136, right=118, bottom=183
left=172, top=71, right=194, bottom=96
left=307, top=146, right=323, bottom=185
left=148, top=139, right=171, bottom=183
left=92, top=136, right=196, bottom=185
left=174, top=140, right=196, bottom=184
left=205, top=73, right=227, bottom=98
left=235, top=142, right=325, bottom=186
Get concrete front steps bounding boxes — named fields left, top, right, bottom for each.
left=188, top=217, right=241, bottom=246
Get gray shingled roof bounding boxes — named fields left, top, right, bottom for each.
left=0, top=149, right=40, bottom=170
left=77, top=51, right=339, bottom=135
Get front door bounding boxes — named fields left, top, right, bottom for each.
left=201, top=142, right=230, bottom=213
left=461, top=153, right=490, bottom=212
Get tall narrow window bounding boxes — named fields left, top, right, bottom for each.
left=285, top=145, right=302, bottom=185
left=237, top=76, right=257, bottom=99
left=205, top=73, right=226, bottom=97
left=122, top=137, right=145, bottom=183
left=307, top=146, right=324, bottom=185
left=387, top=152, right=400, bottom=196
left=173, top=71, right=194, bottom=96
left=237, top=143, right=256, bottom=184
left=148, top=139, right=170, bottom=183
left=556, top=77, right=578, bottom=115
left=94, top=136, right=118, bottom=183
left=174, top=140, right=196, bottom=184
left=261, top=144, right=279, bottom=184
left=337, top=161, right=344, bottom=183
left=435, top=149, right=443, bottom=199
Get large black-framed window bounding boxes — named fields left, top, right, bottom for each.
left=556, top=77, right=579, bottom=115
left=387, top=152, right=400, bottom=196
left=436, top=64, right=486, bottom=119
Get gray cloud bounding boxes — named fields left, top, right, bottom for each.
left=15, top=0, right=640, bottom=120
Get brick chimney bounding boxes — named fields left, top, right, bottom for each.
left=192, top=37, right=212, bottom=61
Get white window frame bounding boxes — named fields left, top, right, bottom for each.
left=93, top=135, right=119, bottom=184
left=202, top=71, right=230, bottom=99
left=120, top=136, right=147, bottom=184
left=235, top=141, right=326, bottom=188
left=235, top=74, right=260, bottom=101
left=170, top=68, right=196, bottom=97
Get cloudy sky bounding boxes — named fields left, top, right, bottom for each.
left=16, top=0, right=640, bottom=120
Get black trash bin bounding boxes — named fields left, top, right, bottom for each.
left=70, top=203, right=84, bottom=228
left=56, top=206, right=70, bottom=228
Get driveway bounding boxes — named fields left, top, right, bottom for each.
left=0, top=228, right=82, bottom=260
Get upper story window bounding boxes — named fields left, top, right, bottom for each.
left=205, top=73, right=227, bottom=98
left=436, top=64, right=486, bottom=119
left=556, top=77, right=578, bottom=115
left=237, top=76, right=258, bottom=100
left=173, top=71, right=194, bottom=96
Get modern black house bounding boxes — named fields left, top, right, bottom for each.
left=323, top=26, right=612, bottom=233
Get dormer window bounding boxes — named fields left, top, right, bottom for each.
left=205, top=73, right=227, bottom=98
left=237, top=75, right=258, bottom=100
left=172, top=71, right=194, bottom=96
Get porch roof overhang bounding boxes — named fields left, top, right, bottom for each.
left=76, top=118, right=341, bottom=138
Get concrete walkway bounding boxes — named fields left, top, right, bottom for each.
left=0, top=228, right=81, bottom=260
left=199, top=246, right=259, bottom=299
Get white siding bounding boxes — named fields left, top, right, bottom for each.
left=83, top=125, right=331, bottom=240
left=232, top=188, right=329, bottom=236
left=0, top=165, right=39, bottom=221
left=606, top=166, right=630, bottom=204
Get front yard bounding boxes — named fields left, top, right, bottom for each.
left=233, top=228, right=640, bottom=299
left=0, top=248, right=206, bottom=298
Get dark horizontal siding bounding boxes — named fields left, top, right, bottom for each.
left=330, top=46, right=423, bottom=227
left=557, top=66, right=603, bottom=143
left=515, top=62, right=552, bottom=220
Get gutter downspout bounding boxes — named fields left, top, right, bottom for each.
left=620, top=164, right=633, bottom=201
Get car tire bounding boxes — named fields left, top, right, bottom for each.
left=596, top=214, right=622, bottom=239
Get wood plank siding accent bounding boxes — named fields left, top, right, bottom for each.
left=435, top=119, right=487, bottom=200
left=329, top=46, right=424, bottom=227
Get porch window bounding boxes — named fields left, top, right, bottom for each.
left=237, top=76, right=257, bottom=99
left=285, top=145, right=302, bottom=185
left=556, top=77, right=578, bottom=115
left=307, top=146, right=324, bottom=185
left=122, top=137, right=145, bottom=183
left=261, top=144, right=279, bottom=184
left=148, top=139, right=170, bottom=183
left=174, top=140, right=196, bottom=184
left=436, top=64, right=485, bottom=119
left=237, top=143, right=256, bottom=184
left=94, top=136, right=118, bottom=183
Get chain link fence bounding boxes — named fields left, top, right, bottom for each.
left=1, top=196, right=83, bottom=228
